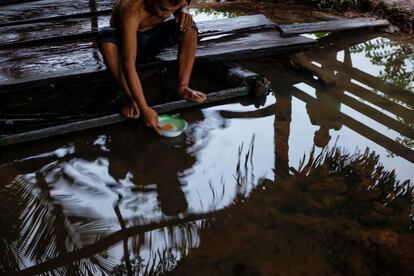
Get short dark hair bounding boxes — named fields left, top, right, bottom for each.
left=167, top=0, right=182, bottom=5
left=153, top=0, right=185, bottom=5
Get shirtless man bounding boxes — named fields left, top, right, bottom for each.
left=97, top=0, right=207, bottom=133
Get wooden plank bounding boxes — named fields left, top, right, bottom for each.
left=0, top=15, right=277, bottom=83
left=0, top=30, right=315, bottom=88
left=0, top=9, right=111, bottom=28
left=0, top=0, right=43, bottom=6
left=343, top=81, right=414, bottom=123
left=315, top=58, right=414, bottom=106
left=290, top=58, right=414, bottom=123
left=0, top=39, right=104, bottom=85
left=0, top=15, right=108, bottom=45
left=303, top=79, right=414, bottom=140
left=197, top=14, right=275, bottom=36
left=308, top=29, right=381, bottom=58
left=0, top=14, right=275, bottom=48
left=158, top=31, right=315, bottom=63
left=290, top=86, right=414, bottom=163
left=0, top=0, right=113, bottom=25
left=0, top=86, right=251, bottom=147
left=279, top=18, right=389, bottom=36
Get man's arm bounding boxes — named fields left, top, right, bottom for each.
left=120, top=8, right=160, bottom=133
left=174, top=1, right=193, bottom=32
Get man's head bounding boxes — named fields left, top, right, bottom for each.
left=314, top=128, right=331, bottom=148
left=149, top=0, right=187, bottom=19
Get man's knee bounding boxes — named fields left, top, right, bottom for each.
left=97, top=27, right=121, bottom=55
left=100, top=42, right=121, bottom=65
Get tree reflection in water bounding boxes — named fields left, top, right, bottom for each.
left=349, top=37, right=414, bottom=155
left=1, top=126, right=413, bottom=274
left=172, top=146, right=414, bottom=275
left=350, top=37, right=414, bottom=93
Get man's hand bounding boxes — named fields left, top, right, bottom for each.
left=142, top=107, right=161, bottom=135
left=175, top=7, right=192, bottom=32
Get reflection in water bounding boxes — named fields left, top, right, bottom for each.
left=190, top=8, right=244, bottom=22
left=306, top=88, right=342, bottom=147
left=0, top=103, right=269, bottom=274
left=350, top=37, right=414, bottom=93
left=348, top=36, right=414, bottom=155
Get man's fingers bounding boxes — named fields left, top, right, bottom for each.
left=184, top=15, right=191, bottom=31
left=151, top=122, right=161, bottom=135
left=180, top=14, right=186, bottom=30
left=183, top=15, right=189, bottom=28
left=194, top=93, right=203, bottom=103
left=200, top=93, right=207, bottom=102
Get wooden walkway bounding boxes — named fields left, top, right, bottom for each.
left=0, top=14, right=314, bottom=86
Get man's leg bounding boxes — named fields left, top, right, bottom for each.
left=177, top=27, right=207, bottom=103
left=100, top=42, right=140, bottom=119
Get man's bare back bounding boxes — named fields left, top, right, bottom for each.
left=110, top=0, right=182, bottom=31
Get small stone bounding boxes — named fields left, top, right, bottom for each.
left=357, top=188, right=380, bottom=201
left=307, top=181, right=348, bottom=194
left=307, top=182, right=327, bottom=192
left=372, top=201, right=393, bottom=215
left=359, top=211, right=386, bottom=225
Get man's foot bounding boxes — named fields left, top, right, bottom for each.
left=121, top=102, right=140, bottom=119
left=178, top=85, right=207, bottom=103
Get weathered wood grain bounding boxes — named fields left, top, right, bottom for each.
left=0, top=30, right=314, bottom=87
left=0, top=14, right=275, bottom=48
left=0, top=0, right=43, bottom=6
left=0, top=15, right=108, bottom=46
left=158, top=32, right=315, bottom=63
left=315, top=58, right=414, bottom=106
left=279, top=18, right=389, bottom=36
left=0, top=86, right=250, bottom=147
left=0, top=0, right=113, bottom=25
left=290, top=86, right=414, bottom=163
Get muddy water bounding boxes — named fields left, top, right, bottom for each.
left=1, top=7, right=414, bottom=276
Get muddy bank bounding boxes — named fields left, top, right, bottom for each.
left=295, top=0, right=413, bottom=32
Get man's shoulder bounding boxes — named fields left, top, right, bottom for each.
left=119, top=0, right=145, bottom=15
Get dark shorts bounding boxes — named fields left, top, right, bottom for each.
left=97, top=18, right=198, bottom=60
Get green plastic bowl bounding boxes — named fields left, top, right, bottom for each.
left=158, top=115, right=187, bottom=137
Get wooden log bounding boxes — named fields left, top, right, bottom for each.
left=0, top=86, right=251, bottom=147
left=219, top=103, right=275, bottom=119
left=200, top=62, right=270, bottom=96
left=278, top=18, right=389, bottom=36
left=290, top=86, right=414, bottom=163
